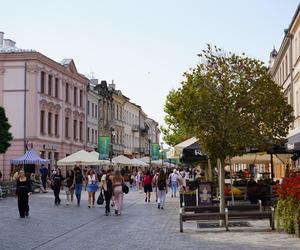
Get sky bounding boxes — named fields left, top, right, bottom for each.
left=1, top=0, right=299, bottom=132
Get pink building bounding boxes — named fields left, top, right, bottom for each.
left=0, top=32, right=89, bottom=180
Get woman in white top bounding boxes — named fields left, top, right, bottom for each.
left=86, top=169, right=98, bottom=208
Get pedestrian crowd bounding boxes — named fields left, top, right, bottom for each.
left=11, top=165, right=191, bottom=218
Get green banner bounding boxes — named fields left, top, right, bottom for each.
left=151, top=143, right=159, bottom=160
left=160, top=149, right=168, bottom=160
left=98, top=136, right=110, bottom=160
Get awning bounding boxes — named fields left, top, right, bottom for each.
left=10, top=149, right=50, bottom=165
left=229, top=153, right=287, bottom=165
left=57, top=150, right=106, bottom=166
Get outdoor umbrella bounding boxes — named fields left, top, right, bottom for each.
left=131, top=158, right=149, bottom=167
left=57, top=149, right=105, bottom=166
left=112, top=155, right=135, bottom=165
left=10, top=149, right=50, bottom=165
left=181, top=141, right=207, bottom=163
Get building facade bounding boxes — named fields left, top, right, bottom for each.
left=0, top=32, right=88, bottom=180
left=87, top=83, right=99, bottom=151
left=270, top=4, right=300, bottom=155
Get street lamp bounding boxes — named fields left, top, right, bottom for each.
left=148, top=137, right=152, bottom=169
left=110, top=126, right=115, bottom=166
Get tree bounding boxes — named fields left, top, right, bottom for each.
left=164, top=45, right=294, bottom=212
left=0, top=106, right=13, bottom=153
left=161, top=89, right=191, bottom=146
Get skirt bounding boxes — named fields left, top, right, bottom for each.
left=87, top=183, right=98, bottom=193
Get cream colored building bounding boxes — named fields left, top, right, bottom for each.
left=270, top=5, right=300, bottom=151
left=87, top=82, right=99, bottom=150
left=0, top=32, right=88, bottom=180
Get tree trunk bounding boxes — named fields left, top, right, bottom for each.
left=219, top=158, right=225, bottom=214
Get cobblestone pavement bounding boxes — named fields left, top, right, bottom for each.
left=1, top=187, right=300, bottom=250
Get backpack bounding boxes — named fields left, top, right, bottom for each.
left=158, top=178, right=166, bottom=191
left=144, top=175, right=151, bottom=185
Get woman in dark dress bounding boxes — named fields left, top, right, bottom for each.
left=16, top=170, right=32, bottom=218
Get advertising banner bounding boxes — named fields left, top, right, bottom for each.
left=151, top=143, right=160, bottom=160
left=98, top=136, right=110, bottom=160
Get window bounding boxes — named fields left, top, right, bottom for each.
left=95, top=130, right=98, bottom=144
left=88, top=101, right=90, bottom=115
left=55, top=78, right=59, bottom=98
left=66, top=83, right=69, bottom=102
left=92, top=103, right=94, bottom=118
left=80, top=89, right=83, bottom=107
left=41, top=71, right=45, bottom=93
left=54, top=114, right=59, bottom=136
left=73, top=120, right=77, bottom=140
left=48, top=112, right=52, bottom=135
left=87, top=127, right=90, bottom=142
left=116, top=105, right=119, bottom=120
left=95, top=105, right=98, bottom=118
left=286, top=55, right=288, bottom=77
left=74, top=87, right=77, bottom=105
left=48, top=74, right=52, bottom=96
left=65, top=117, right=69, bottom=138
left=91, top=129, right=94, bottom=143
left=40, top=110, right=45, bottom=134
left=79, top=121, right=83, bottom=141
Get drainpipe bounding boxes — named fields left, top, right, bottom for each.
left=24, top=61, right=27, bottom=153
left=289, top=32, right=294, bottom=128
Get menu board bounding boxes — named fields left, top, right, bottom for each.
left=198, top=182, right=212, bottom=205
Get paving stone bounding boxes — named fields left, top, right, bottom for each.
left=0, top=188, right=300, bottom=250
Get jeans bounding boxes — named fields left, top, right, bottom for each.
left=171, top=181, right=177, bottom=196
left=75, top=184, right=83, bottom=204
left=158, top=190, right=166, bottom=208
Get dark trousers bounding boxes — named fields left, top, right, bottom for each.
left=53, top=186, right=61, bottom=204
left=104, top=191, right=112, bottom=213
left=18, top=192, right=29, bottom=217
left=41, top=175, right=47, bottom=190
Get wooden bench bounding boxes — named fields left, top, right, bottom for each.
left=179, top=201, right=268, bottom=232
left=225, top=207, right=275, bottom=230
left=179, top=205, right=227, bottom=232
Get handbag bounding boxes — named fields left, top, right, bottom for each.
left=97, top=189, right=104, bottom=205
left=122, top=183, right=129, bottom=194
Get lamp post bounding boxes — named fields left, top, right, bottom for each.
left=148, top=138, right=152, bottom=169
left=110, top=126, right=115, bottom=166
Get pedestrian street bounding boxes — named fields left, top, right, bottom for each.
left=1, top=188, right=300, bottom=250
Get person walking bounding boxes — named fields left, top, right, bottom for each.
left=152, top=170, right=159, bottom=202
left=74, top=166, right=84, bottom=206
left=112, top=169, right=124, bottom=216
left=16, top=170, right=32, bottom=218
left=86, top=169, right=98, bottom=208
left=39, top=165, right=48, bottom=191
left=136, top=169, right=143, bottom=193
left=143, top=170, right=152, bottom=202
left=65, top=169, right=75, bottom=205
left=51, top=169, right=64, bottom=206
left=169, top=169, right=179, bottom=198
left=101, top=169, right=113, bottom=216
left=156, top=169, right=168, bottom=209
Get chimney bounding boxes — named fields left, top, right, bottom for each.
left=109, top=80, right=116, bottom=90
left=0, top=31, right=4, bottom=47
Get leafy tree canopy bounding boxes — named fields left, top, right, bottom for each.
left=0, top=106, right=13, bottom=154
left=163, top=45, right=294, bottom=161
